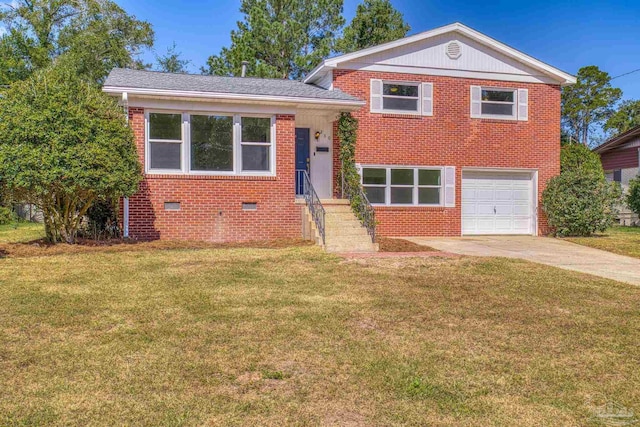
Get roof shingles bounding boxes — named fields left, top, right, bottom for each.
left=104, top=68, right=361, bottom=103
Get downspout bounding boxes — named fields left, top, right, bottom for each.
left=122, top=92, right=130, bottom=238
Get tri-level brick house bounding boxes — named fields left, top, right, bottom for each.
left=103, top=23, right=575, bottom=248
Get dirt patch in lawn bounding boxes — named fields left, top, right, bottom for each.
left=0, top=237, right=314, bottom=259
left=378, top=237, right=437, bottom=252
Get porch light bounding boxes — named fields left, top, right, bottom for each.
left=314, top=131, right=321, bottom=140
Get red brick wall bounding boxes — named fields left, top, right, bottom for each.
left=125, top=107, right=301, bottom=242
left=600, top=147, right=639, bottom=171
left=332, top=70, right=561, bottom=236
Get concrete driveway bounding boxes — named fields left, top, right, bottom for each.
left=406, top=236, right=640, bottom=286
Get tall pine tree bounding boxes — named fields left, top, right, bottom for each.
left=336, top=0, right=410, bottom=54
left=202, top=0, right=344, bottom=79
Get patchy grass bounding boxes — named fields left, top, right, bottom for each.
left=378, top=237, right=437, bottom=252
left=566, top=226, right=640, bottom=259
left=0, top=232, right=638, bottom=426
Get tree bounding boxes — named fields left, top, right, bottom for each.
left=542, top=171, right=621, bottom=237
left=336, top=0, right=410, bottom=54
left=560, top=143, right=604, bottom=176
left=202, top=0, right=344, bottom=79
left=155, top=42, right=190, bottom=73
left=561, top=65, right=622, bottom=146
left=626, top=177, right=640, bottom=220
left=0, top=63, right=142, bottom=243
left=0, top=0, right=154, bottom=86
left=604, top=99, right=640, bottom=136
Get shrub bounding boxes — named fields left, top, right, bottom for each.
left=542, top=171, right=621, bottom=236
left=560, top=143, right=604, bottom=176
left=0, top=206, right=15, bottom=225
left=0, top=62, right=141, bottom=244
left=82, top=198, right=121, bottom=240
left=626, top=177, right=640, bottom=217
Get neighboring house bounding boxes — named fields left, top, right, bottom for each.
left=103, top=22, right=574, bottom=248
left=594, top=125, right=640, bottom=225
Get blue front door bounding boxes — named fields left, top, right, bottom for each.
left=295, top=128, right=310, bottom=195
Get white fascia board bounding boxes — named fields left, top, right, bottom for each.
left=102, top=86, right=365, bottom=109
left=304, top=22, right=576, bottom=86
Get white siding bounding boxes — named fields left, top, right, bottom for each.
left=339, top=33, right=554, bottom=83
left=315, top=71, right=333, bottom=90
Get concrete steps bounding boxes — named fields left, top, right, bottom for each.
left=315, top=200, right=378, bottom=253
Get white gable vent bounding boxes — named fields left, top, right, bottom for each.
left=446, top=41, right=462, bottom=59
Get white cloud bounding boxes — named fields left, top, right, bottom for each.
left=0, top=26, right=6, bottom=37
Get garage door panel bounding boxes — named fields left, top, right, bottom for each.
left=513, top=189, right=530, bottom=200
left=477, top=203, right=497, bottom=215
left=494, top=189, right=513, bottom=200
left=461, top=203, right=477, bottom=215
left=476, top=189, right=494, bottom=200
left=462, top=171, right=534, bottom=235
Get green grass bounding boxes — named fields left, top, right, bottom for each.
left=566, top=225, right=640, bottom=259
left=0, top=228, right=639, bottom=425
left=0, top=222, right=44, bottom=243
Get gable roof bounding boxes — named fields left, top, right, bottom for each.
left=103, top=68, right=364, bottom=107
left=304, top=22, right=576, bottom=86
left=593, top=125, right=640, bottom=154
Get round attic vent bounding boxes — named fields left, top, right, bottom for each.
left=446, top=41, right=462, bottom=59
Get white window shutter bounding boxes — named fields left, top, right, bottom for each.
left=421, top=82, right=433, bottom=116
left=517, top=89, right=529, bottom=121
left=370, top=79, right=383, bottom=113
left=470, top=86, right=481, bottom=118
left=444, top=166, right=456, bottom=207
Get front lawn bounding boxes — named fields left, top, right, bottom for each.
left=566, top=225, right=640, bottom=259
left=1, top=231, right=639, bottom=425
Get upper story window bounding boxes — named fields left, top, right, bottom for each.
left=481, top=89, right=516, bottom=117
left=471, top=86, right=528, bottom=121
left=370, top=79, right=433, bottom=116
left=382, top=83, right=420, bottom=113
left=147, top=112, right=275, bottom=175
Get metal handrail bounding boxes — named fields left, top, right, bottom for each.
left=299, top=170, right=326, bottom=245
left=341, top=165, right=376, bottom=243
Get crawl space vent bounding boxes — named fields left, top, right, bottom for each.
left=446, top=41, right=462, bottom=59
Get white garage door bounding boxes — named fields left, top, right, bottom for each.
left=462, top=171, right=535, bottom=235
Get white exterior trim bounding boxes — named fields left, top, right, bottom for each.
left=123, top=197, right=129, bottom=238
left=104, top=86, right=365, bottom=108
left=305, top=22, right=575, bottom=86
left=336, top=62, right=562, bottom=85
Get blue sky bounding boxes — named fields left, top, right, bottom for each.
left=120, top=0, right=638, bottom=100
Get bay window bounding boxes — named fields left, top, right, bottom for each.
left=362, top=166, right=443, bottom=206
left=146, top=112, right=275, bottom=175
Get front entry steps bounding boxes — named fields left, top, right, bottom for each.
left=303, top=199, right=378, bottom=253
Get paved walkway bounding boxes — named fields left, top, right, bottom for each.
left=406, top=236, right=640, bottom=286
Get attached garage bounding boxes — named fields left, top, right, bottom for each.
left=462, top=170, right=537, bottom=235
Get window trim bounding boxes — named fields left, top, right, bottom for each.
left=478, top=87, right=517, bottom=120
left=145, top=110, right=276, bottom=177
left=381, top=81, right=421, bottom=115
left=360, top=165, right=445, bottom=207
